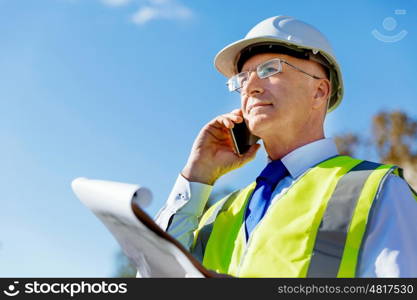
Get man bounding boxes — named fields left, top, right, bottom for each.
left=154, top=16, right=417, bottom=277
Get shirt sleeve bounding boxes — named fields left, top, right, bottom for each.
left=154, top=174, right=212, bottom=251
left=357, top=174, right=417, bottom=277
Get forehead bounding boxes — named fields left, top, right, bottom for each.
left=240, top=53, right=296, bottom=71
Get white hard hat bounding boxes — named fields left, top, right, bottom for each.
left=214, top=16, right=344, bottom=113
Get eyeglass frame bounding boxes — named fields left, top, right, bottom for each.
left=226, top=58, right=325, bottom=93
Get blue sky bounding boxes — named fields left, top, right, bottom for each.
left=0, top=0, right=416, bottom=277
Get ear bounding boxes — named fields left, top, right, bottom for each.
left=312, top=78, right=331, bottom=110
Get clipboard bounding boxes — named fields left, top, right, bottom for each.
left=71, top=177, right=227, bottom=278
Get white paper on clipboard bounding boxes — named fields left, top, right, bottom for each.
left=71, top=177, right=221, bottom=278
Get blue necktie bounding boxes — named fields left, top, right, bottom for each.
left=245, top=159, right=289, bottom=240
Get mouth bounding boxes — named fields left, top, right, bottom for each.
left=247, top=102, right=273, bottom=114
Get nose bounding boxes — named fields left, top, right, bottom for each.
left=242, top=71, right=264, bottom=97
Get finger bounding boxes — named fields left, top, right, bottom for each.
left=213, top=113, right=242, bottom=130
left=231, top=108, right=243, bottom=116
left=223, top=117, right=234, bottom=129
left=230, top=109, right=244, bottom=120
left=241, top=143, right=261, bottom=161
left=210, top=116, right=229, bottom=129
left=224, top=114, right=243, bottom=124
left=220, top=116, right=238, bottom=129
left=207, top=119, right=227, bottom=132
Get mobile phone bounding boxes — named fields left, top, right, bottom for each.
left=229, top=121, right=260, bottom=156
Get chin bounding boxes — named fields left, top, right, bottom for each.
left=247, top=114, right=273, bottom=136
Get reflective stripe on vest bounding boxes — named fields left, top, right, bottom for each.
left=307, top=161, right=391, bottom=277
left=192, top=156, right=397, bottom=277
left=191, top=190, right=243, bottom=262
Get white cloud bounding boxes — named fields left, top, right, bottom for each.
left=131, top=6, right=159, bottom=24
left=101, top=0, right=132, bottom=6
left=131, top=0, right=193, bottom=25
left=98, top=0, right=193, bottom=25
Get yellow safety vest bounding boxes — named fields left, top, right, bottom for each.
left=192, top=155, right=409, bottom=277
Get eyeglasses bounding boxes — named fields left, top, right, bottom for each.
left=226, top=58, right=324, bottom=92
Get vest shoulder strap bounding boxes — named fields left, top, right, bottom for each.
left=191, top=186, right=254, bottom=261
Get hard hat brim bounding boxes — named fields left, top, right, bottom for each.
left=214, top=36, right=307, bottom=78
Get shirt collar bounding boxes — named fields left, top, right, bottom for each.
left=268, top=138, right=339, bottom=179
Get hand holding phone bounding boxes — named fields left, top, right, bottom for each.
left=181, top=110, right=260, bottom=185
